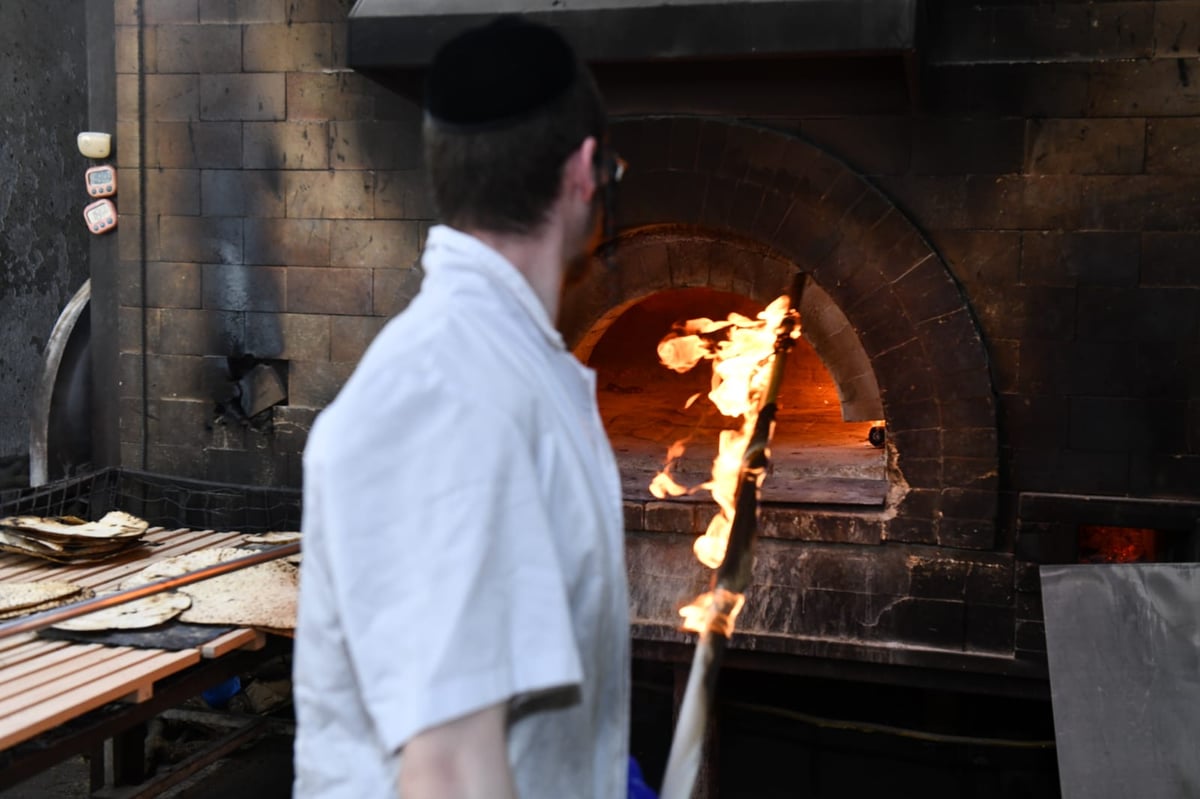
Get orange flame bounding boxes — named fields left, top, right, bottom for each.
left=649, top=440, right=689, bottom=499
left=649, top=295, right=800, bottom=635
left=677, top=588, right=745, bottom=638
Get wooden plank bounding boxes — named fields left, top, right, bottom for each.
left=0, top=639, right=74, bottom=671
left=0, top=525, right=267, bottom=754
left=0, top=557, right=52, bottom=582
left=0, top=632, right=36, bottom=654
left=0, top=642, right=101, bottom=685
left=0, top=545, right=163, bottom=585
left=0, top=648, right=199, bottom=750
left=200, top=628, right=265, bottom=659
left=0, top=647, right=139, bottom=710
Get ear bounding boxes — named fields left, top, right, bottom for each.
left=565, top=136, right=599, bottom=202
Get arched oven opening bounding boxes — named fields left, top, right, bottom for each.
left=579, top=284, right=889, bottom=508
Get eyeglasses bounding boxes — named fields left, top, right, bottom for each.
left=598, top=150, right=627, bottom=188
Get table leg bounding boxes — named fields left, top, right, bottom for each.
left=112, top=722, right=147, bottom=786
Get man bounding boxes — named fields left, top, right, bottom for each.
left=293, top=16, right=631, bottom=799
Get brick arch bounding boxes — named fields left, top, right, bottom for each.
left=561, top=116, right=999, bottom=550
left=564, top=229, right=884, bottom=423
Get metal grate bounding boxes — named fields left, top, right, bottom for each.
left=0, top=468, right=301, bottom=534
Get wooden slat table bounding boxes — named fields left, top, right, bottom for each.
left=0, top=528, right=270, bottom=755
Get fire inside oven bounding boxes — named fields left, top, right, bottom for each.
left=577, top=285, right=888, bottom=508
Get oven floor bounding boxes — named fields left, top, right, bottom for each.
left=603, top=386, right=888, bottom=505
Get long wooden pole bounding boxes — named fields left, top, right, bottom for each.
left=0, top=541, right=300, bottom=640
left=660, top=274, right=805, bottom=799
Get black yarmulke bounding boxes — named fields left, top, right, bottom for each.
left=425, top=16, right=578, bottom=129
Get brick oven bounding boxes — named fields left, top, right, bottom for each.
left=561, top=115, right=1013, bottom=661
left=94, top=0, right=1200, bottom=793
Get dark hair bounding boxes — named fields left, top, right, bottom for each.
left=423, top=62, right=606, bottom=235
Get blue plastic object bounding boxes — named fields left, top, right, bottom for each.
left=201, top=675, right=242, bottom=708
left=628, top=755, right=658, bottom=799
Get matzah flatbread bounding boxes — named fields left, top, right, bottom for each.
left=0, top=529, right=140, bottom=563
left=0, top=510, right=149, bottom=541
left=51, top=592, right=192, bottom=631
left=243, top=532, right=301, bottom=545
left=0, top=529, right=68, bottom=553
left=0, top=588, right=96, bottom=621
left=119, top=546, right=298, bottom=629
left=121, top=547, right=248, bottom=588
left=178, top=560, right=298, bottom=630
left=0, top=581, right=85, bottom=614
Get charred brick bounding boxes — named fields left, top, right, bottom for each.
left=800, top=116, right=910, bottom=176
left=245, top=312, right=331, bottom=361
left=886, top=597, right=966, bottom=650
left=1025, top=118, right=1146, bottom=175
left=933, top=230, right=1021, bottom=289
left=884, top=517, right=938, bottom=545
left=202, top=264, right=285, bottom=313
left=643, top=501, right=695, bottom=534
left=1015, top=620, right=1047, bottom=653
left=966, top=604, right=1014, bottom=654
left=1142, top=232, right=1200, bottom=287
left=937, top=518, right=994, bottom=550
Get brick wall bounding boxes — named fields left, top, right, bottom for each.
left=111, top=0, right=1200, bottom=497
left=105, top=0, right=1200, bottom=667
left=918, top=3, right=1200, bottom=506
left=635, top=1, right=1200, bottom=507
left=113, top=0, right=430, bottom=485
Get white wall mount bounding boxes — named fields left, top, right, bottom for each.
left=77, top=131, right=112, bottom=160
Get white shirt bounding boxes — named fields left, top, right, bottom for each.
left=293, top=225, right=630, bottom=799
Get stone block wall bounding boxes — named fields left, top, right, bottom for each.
left=915, top=3, right=1200, bottom=508
left=111, top=0, right=431, bottom=486
left=110, top=0, right=1200, bottom=502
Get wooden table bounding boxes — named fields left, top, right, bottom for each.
left=0, top=528, right=273, bottom=787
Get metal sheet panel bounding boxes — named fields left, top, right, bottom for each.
left=352, top=0, right=886, bottom=13
left=347, top=0, right=917, bottom=68
left=1042, top=564, right=1200, bottom=799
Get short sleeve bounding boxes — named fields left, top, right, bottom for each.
left=314, top=389, right=583, bottom=754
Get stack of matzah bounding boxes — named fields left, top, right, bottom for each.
left=0, top=511, right=151, bottom=563
left=0, top=581, right=94, bottom=620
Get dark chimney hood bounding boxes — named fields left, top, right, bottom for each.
left=346, top=0, right=918, bottom=69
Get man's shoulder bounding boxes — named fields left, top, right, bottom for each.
left=308, top=326, right=541, bottom=463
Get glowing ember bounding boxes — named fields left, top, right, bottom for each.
left=650, top=295, right=800, bottom=634
left=1078, top=526, right=1159, bottom=563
